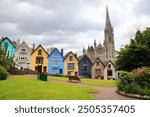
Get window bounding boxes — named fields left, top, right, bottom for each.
left=22, top=49, right=25, bottom=51
left=36, top=57, right=43, bottom=64
left=52, top=68, right=56, bottom=74
left=108, top=64, right=111, bottom=68
left=82, top=66, right=88, bottom=72
left=52, top=60, right=59, bottom=66
left=38, top=50, right=42, bottom=55
left=69, top=56, right=73, bottom=61
left=107, top=69, right=113, bottom=76
left=67, top=63, right=74, bottom=70
left=96, top=61, right=99, bottom=66
left=54, top=52, right=58, bottom=57
left=95, top=69, right=101, bottom=75
left=19, top=53, right=27, bottom=60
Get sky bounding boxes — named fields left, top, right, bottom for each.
left=0, top=0, right=150, bottom=55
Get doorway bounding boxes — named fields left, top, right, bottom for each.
left=35, top=65, right=42, bottom=73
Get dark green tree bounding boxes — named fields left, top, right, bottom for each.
left=0, top=42, right=11, bottom=69
left=116, top=27, right=150, bottom=71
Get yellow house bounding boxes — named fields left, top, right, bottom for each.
left=31, top=45, right=48, bottom=73
left=64, top=51, right=79, bottom=76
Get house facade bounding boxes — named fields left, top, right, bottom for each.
left=104, top=60, right=116, bottom=80
left=1, top=37, right=16, bottom=59
left=31, top=45, right=48, bottom=73
left=14, top=41, right=32, bottom=69
left=64, top=51, right=79, bottom=76
left=78, top=55, right=92, bottom=78
left=92, top=57, right=105, bottom=79
left=48, top=48, right=64, bottom=75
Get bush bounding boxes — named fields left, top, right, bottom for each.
left=0, top=66, right=9, bottom=80
left=117, top=71, right=135, bottom=92
left=132, top=67, right=150, bottom=89
left=117, top=67, right=150, bottom=96
left=138, top=88, right=150, bottom=96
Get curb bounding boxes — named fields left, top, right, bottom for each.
left=116, top=89, right=150, bottom=100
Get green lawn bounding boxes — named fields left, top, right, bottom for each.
left=49, top=75, right=117, bottom=87
left=81, top=79, right=117, bottom=87
left=0, top=76, right=96, bottom=100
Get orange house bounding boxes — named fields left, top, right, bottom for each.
left=64, top=51, right=79, bottom=76
left=31, top=45, right=48, bottom=73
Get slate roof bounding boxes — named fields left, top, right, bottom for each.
left=78, top=55, right=93, bottom=64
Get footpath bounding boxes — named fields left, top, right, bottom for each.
left=49, top=78, right=137, bottom=100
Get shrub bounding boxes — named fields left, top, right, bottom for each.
left=117, top=67, right=150, bottom=96
left=136, top=88, right=150, bottom=96
left=132, top=67, right=150, bottom=89
left=0, top=66, right=9, bottom=80
left=117, top=71, right=135, bottom=92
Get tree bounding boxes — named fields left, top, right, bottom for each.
left=0, top=42, right=11, bottom=69
left=116, top=27, right=150, bottom=71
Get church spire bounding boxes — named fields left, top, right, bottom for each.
left=105, top=5, right=113, bottom=30
left=94, top=40, right=96, bottom=48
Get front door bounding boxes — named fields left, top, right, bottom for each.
left=59, top=69, right=63, bottom=74
left=75, top=72, right=78, bottom=77
left=43, top=66, right=47, bottom=73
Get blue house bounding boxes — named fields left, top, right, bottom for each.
left=1, top=37, right=16, bottom=59
left=48, top=48, right=64, bottom=75
left=78, top=55, right=93, bottom=78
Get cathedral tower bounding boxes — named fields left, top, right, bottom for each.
left=103, top=6, right=115, bottom=63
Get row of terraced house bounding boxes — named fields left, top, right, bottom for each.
left=0, top=37, right=115, bottom=80
left=0, top=7, right=116, bottom=80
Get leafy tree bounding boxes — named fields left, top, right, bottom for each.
left=116, top=27, right=150, bottom=71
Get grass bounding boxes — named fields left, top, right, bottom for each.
left=0, top=75, right=96, bottom=100
left=49, top=75, right=117, bottom=87
left=81, top=79, right=116, bottom=87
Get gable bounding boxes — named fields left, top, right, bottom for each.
left=79, top=55, right=92, bottom=65
left=1, top=37, right=16, bottom=49
left=15, top=42, right=32, bottom=53
left=31, top=45, right=48, bottom=56
left=92, top=58, right=105, bottom=68
left=64, top=52, right=79, bottom=62
left=105, top=60, right=115, bottom=69
left=48, top=48, right=63, bottom=59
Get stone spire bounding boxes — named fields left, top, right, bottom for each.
left=103, top=5, right=115, bottom=63
left=105, top=5, right=113, bottom=31
left=83, top=47, right=86, bottom=55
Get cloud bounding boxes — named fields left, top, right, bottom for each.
left=134, top=0, right=150, bottom=16
left=0, top=0, right=150, bottom=55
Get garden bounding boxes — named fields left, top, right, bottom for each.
left=117, top=67, right=150, bottom=96
left=116, top=28, right=150, bottom=98
left=0, top=75, right=97, bottom=100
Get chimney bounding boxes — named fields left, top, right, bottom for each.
left=74, top=53, right=77, bottom=58
left=33, top=43, right=35, bottom=50
left=61, top=48, right=63, bottom=56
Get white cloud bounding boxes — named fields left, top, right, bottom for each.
left=0, top=0, right=150, bottom=56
